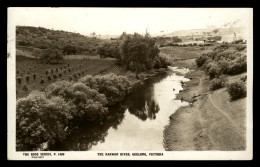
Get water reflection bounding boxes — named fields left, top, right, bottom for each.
left=126, top=74, right=168, bottom=121
left=50, top=70, right=189, bottom=151
left=49, top=104, right=127, bottom=151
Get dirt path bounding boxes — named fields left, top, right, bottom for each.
left=209, top=93, right=236, bottom=125
left=164, top=66, right=246, bottom=151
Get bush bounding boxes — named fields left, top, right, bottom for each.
left=209, top=78, right=224, bottom=91
left=22, top=84, right=29, bottom=92
left=68, top=68, right=71, bottom=73
left=33, top=73, right=37, bottom=80
left=16, top=91, right=74, bottom=151
left=58, top=73, right=62, bottom=78
left=51, top=68, right=54, bottom=74
left=68, top=75, right=73, bottom=81
left=236, top=45, right=246, bottom=51
left=45, top=81, right=108, bottom=122
left=73, top=73, right=78, bottom=79
left=17, top=77, right=22, bottom=86
left=40, top=78, right=45, bottom=84
left=79, top=73, right=131, bottom=106
left=196, top=54, right=209, bottom=67
left=227, top=81, right=246, bottom=100
left=47, top=75, right=51, bottom=81
left=45, top=70, right=48, bottom=76
left=53, top=74, right=57, bottom=79
left=25, top=75, right=30, bottom=83
left=154, top=56, right=170, bottom=69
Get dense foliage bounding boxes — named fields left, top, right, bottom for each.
left=119, top=33, right=160, bottom=73
left=16, top=73, right=133, bottom=150
left=196, top=43, right=247, bottom=77
left=97, top=41, right=120, bottom=59
left=16, top=91, right=74, bottom=151
left=227, top=81, right=247, bottom=100
left=16, top=26, right=105, bottom=55
left=79, top=73, right=131, bottom=106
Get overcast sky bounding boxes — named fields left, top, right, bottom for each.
left=8, top=8, right=251, bottom=36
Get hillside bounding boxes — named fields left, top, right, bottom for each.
left=16, top=26, right=107, bottom=55
left=164, top=27, right=245, bottom=37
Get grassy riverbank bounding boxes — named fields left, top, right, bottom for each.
left=163, top=58, right=247, bottom=151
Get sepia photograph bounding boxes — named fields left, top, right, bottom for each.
left=7, top=7, right=253, bottom=160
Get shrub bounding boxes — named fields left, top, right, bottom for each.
left=45, top=81, right=108, bottom=122
left=240, top=75, right=247, bottom=82
left=67, top=63, right=70, bottom=67
left=40, top=78, right=44, bottom=84
left=45, top=70, right=48, bottom=76
left=25, top=75, right=30, bottom=83
left=22, top=84, right=29, bottom=92
left=209, top=78, right=224, bottom=91
left=47, top=75, right=51, bottom=81
left=82, top=71, right=84, bottom=75
left=154, top=56, right=170, bottom=69
left=236, top=45, right=246, bottom=51
left=208, top=65, right=221, bottom=79
left=68, top=75, right=73, bottom=81
left=68, top=68, right=71, bottom=73
left=227, top=81, right=246, bottom=100
left=73, top=73, right=78, bottom=79
left=79, top=73, right=131, bottom=106
left=17, top=77, right=22, bottom=86
left=16, top=91, right=74, bottom=151
left=196, top=54, right=209, bottom=67
left=58, top=73, right=62, bottom=78
left=51, top=68, right=54, bottom=74
left=33, top=73, right=37, bottom=81
left=53, top=74, right=57, bottom=79
left=78, top=72, right=81, bottom=77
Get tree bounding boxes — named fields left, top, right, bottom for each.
left=119, top=32, right=160, bottom=74
left=45, top=81, right=108, bottom=122
left=79, top=73, right=131, bottom=106
left=63, top=45, right=77, bottom=55
left=16, top=91, right=74, bottom=151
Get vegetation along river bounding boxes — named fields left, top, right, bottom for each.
left=51, top=66, right=190, bottom=151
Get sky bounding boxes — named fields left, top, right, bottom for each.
left=8, top=8, right=252, bottom=36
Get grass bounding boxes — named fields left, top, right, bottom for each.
left=159, top=46, right=213, bottom=60
left=16, top=55, right=117, bottom=98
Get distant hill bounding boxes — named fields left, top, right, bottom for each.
left=99, top=34, right=120, bottom=39
left=163, top=27, right=245, bottom=38
left=16, top=26, right=107, bottom=54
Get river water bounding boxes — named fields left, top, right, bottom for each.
left=51, top=67, right=190, bottom=151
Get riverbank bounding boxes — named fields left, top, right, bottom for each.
left=163, top=59, right=246, bottom=151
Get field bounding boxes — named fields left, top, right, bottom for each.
left=16, top=55, right=117, bottom=98
left=159, top=46, right=213, bottom=60
left=163, top=43, right=247, bottom=150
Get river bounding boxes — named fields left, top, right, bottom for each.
left=51, top=66, right=190, bottom=151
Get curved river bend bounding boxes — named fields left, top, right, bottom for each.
left=51, top=67, right=190, bottom=151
